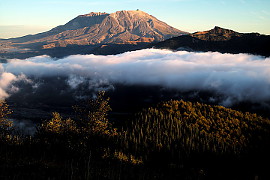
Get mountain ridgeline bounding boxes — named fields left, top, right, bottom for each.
left=0, top=10, right=186, bottom=58
left=18, top=10, right=185, bottom=47
left=153, top=26, right=270, bottom=57
left=0, top=11, right=269, bottom=59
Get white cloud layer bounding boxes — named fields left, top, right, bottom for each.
left=1, top=49, right=270, bottom=106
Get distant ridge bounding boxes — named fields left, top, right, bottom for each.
left=153, top=26, right=270, bottom=57
left=192, top=26, right=242, bottom=41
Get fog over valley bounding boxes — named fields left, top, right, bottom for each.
left=1, top=48, right=270, bottom=128
left=1, top=49, right=269, bottom=99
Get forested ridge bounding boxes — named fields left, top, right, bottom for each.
left=1, top=92, right=270, bottom=179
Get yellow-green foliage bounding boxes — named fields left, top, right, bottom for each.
left=124, top=100, right=270, bottom=161
left=0, top=100, right=13, bottom=142
left=73, top=91, right=117, bottom=137
left=38, top=91, right=118, bottom=151
left=103, top=149, right=143, bottom=165
left=0, top=100, right=13, bottom=129
left=41, top=112, right=78, bottom=134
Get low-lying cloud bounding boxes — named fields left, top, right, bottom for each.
left=1, top=49, right=270, bottom=107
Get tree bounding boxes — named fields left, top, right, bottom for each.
left=37, top=112, right=78, bottom=148
left=37, top=91, right=117, bottom=152
left=0, top=100, right=13, bottom=143
left=73, top=91, right=117, bottom=137
left=40, top=112, right=78, bottom=135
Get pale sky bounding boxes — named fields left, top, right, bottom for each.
left=0, top=0, right=270, bottom=38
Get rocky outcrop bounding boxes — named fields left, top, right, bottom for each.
left=191, top=26, right=242, bottom=41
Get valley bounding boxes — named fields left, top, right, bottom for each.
left=1, top=8, right=270, bottom=180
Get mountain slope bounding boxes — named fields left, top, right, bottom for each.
left=153, top=26, right=270, bottom=57
left=5, top=10, right=186, bottom=49
left=0, top=10, right=187, bottom=59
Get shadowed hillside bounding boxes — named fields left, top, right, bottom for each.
left=1, top=95, right=270, bottom=179
left=153, top=26, right=270, bottom=57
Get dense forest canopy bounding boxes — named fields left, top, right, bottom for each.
left=1, top=93, right=270, bottom=179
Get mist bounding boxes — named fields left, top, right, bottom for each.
left=1, top=49, right=270, bottom=109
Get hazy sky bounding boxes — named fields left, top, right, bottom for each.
left=0, top=0, right=270, bottom=38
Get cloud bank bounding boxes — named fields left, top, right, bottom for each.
left=1, top=49, right=270, bottom=106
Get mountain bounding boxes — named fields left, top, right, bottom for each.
left=153, top=26, right=270, bottom=57
left=0, top=10, right=186, bottom=58
left=191, top=26, right=242, bottom=41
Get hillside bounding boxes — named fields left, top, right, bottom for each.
left=1, top=97, right=270, bottom=179
left=153, top=26, right=270, bottom=57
